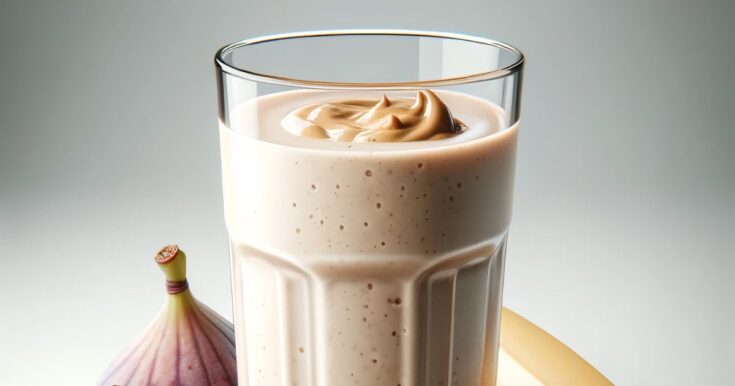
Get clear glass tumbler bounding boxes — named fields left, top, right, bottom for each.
left=215, top=30, right=523, bottom=386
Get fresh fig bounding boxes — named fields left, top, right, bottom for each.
left=99, top=244, right=237, bottom=385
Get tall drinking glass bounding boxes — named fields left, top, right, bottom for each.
left=215, top=30, right=524, bottom=386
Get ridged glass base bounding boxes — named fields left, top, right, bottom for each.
left=230, top=237, right=506, bottom=386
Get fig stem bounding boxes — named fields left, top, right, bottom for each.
left=155, top=244, right=187, bottom=283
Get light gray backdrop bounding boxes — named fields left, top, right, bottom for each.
left=1, top=0, right=733, bottom=385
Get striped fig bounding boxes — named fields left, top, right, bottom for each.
left=99, top=244, right=237, bottom=385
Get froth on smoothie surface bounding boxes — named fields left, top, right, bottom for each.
left=282, top=90, right=466, bottom=143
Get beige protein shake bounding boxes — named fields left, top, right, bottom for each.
left=219, top=89, right=518, bottom=386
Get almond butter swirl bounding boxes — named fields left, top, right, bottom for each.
left=281, top=90, right=465, bottom=142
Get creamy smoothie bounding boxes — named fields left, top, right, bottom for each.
left=219, top=89, right=518, bottom=386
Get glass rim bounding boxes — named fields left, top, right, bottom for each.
left=214, top=29, right=525, bottom=89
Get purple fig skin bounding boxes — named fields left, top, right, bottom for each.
left=98, top=245, right=237, bottom=385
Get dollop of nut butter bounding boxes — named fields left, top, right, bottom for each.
left=282, top=90, right=465, bottom=142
